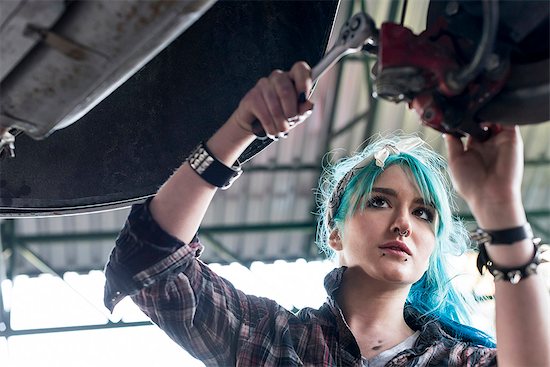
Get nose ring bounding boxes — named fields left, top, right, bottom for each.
left=399, top=229, right=410, bottom=237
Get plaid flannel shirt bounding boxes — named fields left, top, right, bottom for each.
left=104, top=200, right=497, bottom=366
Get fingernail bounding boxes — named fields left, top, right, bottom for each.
left=282, top=132, right=289, bottom=139
left=254, top=134, right=269, bottom=141
left=287, top=115, right=300, bottom=125
left=298, top=110, right=313, bottom=121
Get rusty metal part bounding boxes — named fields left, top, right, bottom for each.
left=0, top=0, right=216, bottom=139
left=0, top=1, right=339, bottom=216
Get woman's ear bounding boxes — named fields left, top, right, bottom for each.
left=328, top=228, right=343, bottom=251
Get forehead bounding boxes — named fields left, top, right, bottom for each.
left=372, top=165, right=423, bottom=198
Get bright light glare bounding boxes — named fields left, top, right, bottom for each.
left=10, top=273, right=108, bottom=330
left=1, top=279, right=13, bottom=312
left=2, top=260, right=334, bottom=367
left=6, top=326, right=203, bottom=367
left=1, top=337, right=9, bottom=363
left=210, top=259, right=334, bottom=311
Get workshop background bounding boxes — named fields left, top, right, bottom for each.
left=1, top=1, right=548, bottom=366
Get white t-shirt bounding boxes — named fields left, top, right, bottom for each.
left=361, top=331, right=421, bottom=367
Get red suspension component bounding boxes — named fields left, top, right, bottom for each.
left=374, top=18, right=510, bottom=139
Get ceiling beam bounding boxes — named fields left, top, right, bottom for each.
left=0, top=320, right=152, bottom=338
left=0, top=231, right=11, bottom=335
left=245, top=164, right=319, bottom=172
left=12, top=221, right=316, bottom=245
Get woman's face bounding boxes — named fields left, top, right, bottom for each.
left=331, top=165, right=437, bottom=284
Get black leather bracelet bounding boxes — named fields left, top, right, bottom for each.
left=476, top=238, right=542, bottom=284
left=187, top=142, right=242, bottom=190
left=471, top=223, right=533, bottom=246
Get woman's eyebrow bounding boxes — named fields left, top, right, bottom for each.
left=372, top=187, right=435, bottom=208
left=372, top=187, right=397, bottom=197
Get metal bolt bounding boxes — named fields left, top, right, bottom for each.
left=445, top=2, right=459, bottom=16
left=350, top=17, right=360, bottom=31
left=486, top=53, right=500, bottom=71
left=0, top=130, right=16, bottom=158
left=423, top=108, right=434, bottom=121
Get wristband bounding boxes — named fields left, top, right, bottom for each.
left=477, top=238, right=542, bottom=284
left=471, top=223, right=533, bottom=246
left=187, top=142, right=242, bottom=190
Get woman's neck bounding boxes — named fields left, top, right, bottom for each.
left=335, top=267, right=415, bottom=358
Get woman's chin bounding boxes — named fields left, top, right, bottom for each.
left=376, top=268, right=420, bottom=285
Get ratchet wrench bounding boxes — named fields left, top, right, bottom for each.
left=251, top=12, right=378, bottom=139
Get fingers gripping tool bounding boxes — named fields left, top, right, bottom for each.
left=251, top=12, right=378, bottom=140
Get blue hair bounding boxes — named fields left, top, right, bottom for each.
left=316, top=134, right=495, bottom=347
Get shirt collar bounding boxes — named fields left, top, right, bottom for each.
left=320, top=266, right=471, bottom=362
left=323, top=266, right=347, bottom=299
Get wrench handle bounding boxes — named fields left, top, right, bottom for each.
left=251, top=12, right=377, bottom=140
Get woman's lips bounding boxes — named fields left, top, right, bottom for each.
left=379, top=241, right=412, bottom=256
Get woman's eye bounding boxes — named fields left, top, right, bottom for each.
left=367, top=197, right=389, bottom=208
left=414, top=208, right=434, bottom=222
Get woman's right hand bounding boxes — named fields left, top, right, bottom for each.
left=230, top=61, right=314, bottom=140
left=150, top=62, right=314, bottom=243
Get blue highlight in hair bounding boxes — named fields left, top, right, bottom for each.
left=316, top=134, right=495, bottom=347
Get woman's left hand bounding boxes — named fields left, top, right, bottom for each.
left=444, top=125, right=525, bottom=229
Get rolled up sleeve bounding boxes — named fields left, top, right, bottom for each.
left=103, top=198, right=297, bottom=365
left=103, top=198, right=202, bottom=311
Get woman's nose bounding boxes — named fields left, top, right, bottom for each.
left=391, top=210, right=412, bottom=237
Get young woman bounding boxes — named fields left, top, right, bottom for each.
left=104, top=62, right=549, bottom=366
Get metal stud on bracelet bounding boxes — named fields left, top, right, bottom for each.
left=187, top=142, right=242, bottom=190
left=476, top=238, right=543, bottom=284
left=471, top=223, right=534, bottom=246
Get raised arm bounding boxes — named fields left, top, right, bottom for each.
left=150, top=62, right=313, bottom=243
left=445, top=126, right=550, bottom=366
